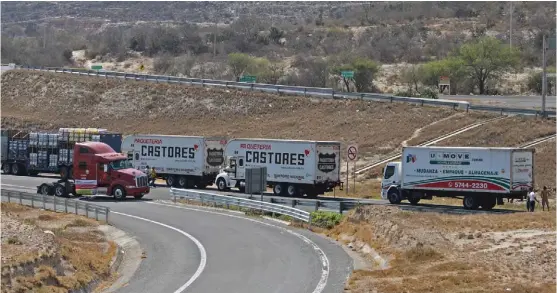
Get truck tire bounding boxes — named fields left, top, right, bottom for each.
left=177, top=176, right=187, bottom=188
left=113, top=185, right=126, bottom=200
left=286, top=184, right=298, bottom=197
left=11, top=164, right=20, bottom=175
left=463, top=195, right=480, bottom=210
left=166, top=175, right=176, bottom=187
left=29, top=171, right=40, bottom=176
left=59, top=166, right=69, bottom=180
left=39, top=183, right=54, bottom=196
left=216, top=178, right=228, bottom=191
left=273, top=184, right=285, bottom=196
left=387, top=189, right=402, bottom=204
left=480, top=196, right=497, bottom=210
left=2, top=163, right=11, bottom=174
left=54, top=183, right=67, bottom=197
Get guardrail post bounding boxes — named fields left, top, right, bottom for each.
left=332, top=90, right=335, bottom=99
left=291, top=200, right=296, bottom=208
left=6, top=192, right=10, bottom=202
left=75, top=201, right=78, bottom=214
left=42, top=196, right=46, bottom=209
left=85, top=203, right=89, bottom=217
left=315, top=201, right=319, bottom=212
left=106, top=209, right=110, bottom=223
left=64, top=199, right=68, bottom=213
left=95, top=207, right=99, bottom=221
left=390, top=96, right=394, bottom=103
left=421, top=100, right=424, bottom=106
left=304, top=88, right=307, bottom=96
left=19, top=193, right=22, bottom=204
left=202, top=80, right=205, bottom=87
left=339, top=201, right=344, bottom=214
left=466, top=104, right=470, bottom=113
left=53, top=197, right=57, bottom=212
left=31, top=196, right=34, bottom=208
left=500, top=108, right=504, bottom=116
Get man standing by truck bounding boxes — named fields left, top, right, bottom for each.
left=148, top=166, right=157, bottom=188
left=541, top=186, right=551, bottom=211
left=528, top=188, right=539, bottom=212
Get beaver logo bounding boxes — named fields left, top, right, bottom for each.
left=207, top=148, right=224, bottom=166
left=318, top=153, right=336, bottom=173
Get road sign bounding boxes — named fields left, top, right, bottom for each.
left=347, top=145, right=358, bottom=161
left=547, top=73, right=557, bottom=78
left=341, top=71, right=354, bottom=78
left=240, top=75, right=256, bottom=83
left=548, top=37, right=556, bottom=50
left=438, top=76, right=450, bottom=85
left=139, top=64, right=145, bottom=71
left=91, top=65, right=103, bottom=70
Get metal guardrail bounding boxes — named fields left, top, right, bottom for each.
left=170, top=188, right=365, bottom=215
left=170, top=188, right=314, bottom=222
left=9, top=65, right=555, bottom=117
left=1, top=189, right=110, bottom=222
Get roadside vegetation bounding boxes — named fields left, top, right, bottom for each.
left=1, top=2, right=555, bottom=95
left=1, top=203, right=116, bottom=293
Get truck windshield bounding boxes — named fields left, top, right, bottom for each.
left=109, top=159, right=133, bottom=170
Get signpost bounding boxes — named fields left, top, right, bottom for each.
left=346, top=145, right=358, bottom=195
left=542, top=36, right=556, bottom=117
left=341, top=71, right=354, bottom=79
left=240, top=75, right=256, bottom=83
left=439, top=76, right=450, bottom=94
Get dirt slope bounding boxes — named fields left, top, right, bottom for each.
left=1, top=70, right=490, bottom=158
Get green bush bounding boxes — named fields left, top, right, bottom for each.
left=418, top=87, right=439, bottom=99
left=310, top=211, right=343, bottom=229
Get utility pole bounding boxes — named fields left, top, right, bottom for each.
left=542, top=35, right=547, bottom=117
left=213, top=22, right=217, bottom=58
left=509, top=1, right=513, bottom=49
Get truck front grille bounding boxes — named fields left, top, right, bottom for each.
left=136, top=176, right=148, bottom=187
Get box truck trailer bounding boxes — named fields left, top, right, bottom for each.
left=121, top=135, right=227, bottom=188
left=215, top=139, right=343, bottom=197
left=381, top=146, right=535, bottom=210
left=1, top=128, right=122, bottom=179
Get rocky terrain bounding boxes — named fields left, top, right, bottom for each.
left=329, top=205, right=556, bottom=293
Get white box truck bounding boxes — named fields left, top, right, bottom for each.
left=121, top=135, right=227, bottom=188
left=215, top=139, right=343, bottom=197
left=381, top=146, right=534, bottom=210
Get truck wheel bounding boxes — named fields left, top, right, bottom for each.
left=463, top=195, right=480, bottom=210
left=11, top=164, right=20, bottom=175
left=286, top=184, right=298, bottom=197
left=480, top=196, right=496, bottom=210
left=166, top=175, right=176, bottom=187
left=217, top=178, right=228, bottom=191
left=272, top=184, right=285, bottom=196
left=29, top=171, right=40, bottom=176
left=113, top=186, right=126, bottom=200
left=2, top=163, right=11, bottom=174
left=387, top=189, right=402, bottom=204
left=54, top=184, right=67, bottom=197
left=177, top=176, right=187, bottom=188
left=39, top=184, right=53, bottom=196
left=59, top=166, right=69, bottom=180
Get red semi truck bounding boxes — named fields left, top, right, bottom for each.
left=37, top=141, right=150, bottom=199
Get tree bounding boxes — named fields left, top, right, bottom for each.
left=400, top=64, right=423, bottom=93
left=266, top=62, right=286, bottom=84
left=527, top=68, right=556, bottom=95
left=333, top=57, right=380, bottom=92
left=420, top=57, right=466, bottom=94
left=457, top=37, right=520, bottom=94
left=227, top=53, right=253, bottom=81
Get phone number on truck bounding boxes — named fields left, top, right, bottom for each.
left=450, top=181, right=488, bottom=189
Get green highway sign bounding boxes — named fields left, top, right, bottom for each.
left=91, top=65, right=103, bottom=70
left=240, top=75, right=256, bottom=83
left=341, top=71, right=354, bottom=78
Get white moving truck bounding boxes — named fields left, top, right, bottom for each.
left=215, top=139, right=343, bottom=197
left=121, top=135, right=226, bottom=188
left=381, top=146, right=534, bottom=210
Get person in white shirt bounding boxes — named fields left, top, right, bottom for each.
left=528, top=188, right=540, bottom=212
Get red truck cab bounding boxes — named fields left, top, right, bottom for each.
left=38, top=142, right=150, bottom=199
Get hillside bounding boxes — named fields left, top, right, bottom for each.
left=1, top=70, right=491, bottom=157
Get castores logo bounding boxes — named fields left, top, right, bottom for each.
left=318, top=153, right=336, bottom=173
left=206, top=148, right=224, bottom=166
left=406, top=154, right=417, bottom=163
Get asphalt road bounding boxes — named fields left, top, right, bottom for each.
left=2, top=175, right=353, bottom=293
left=440, top=94, right=557, bottom=109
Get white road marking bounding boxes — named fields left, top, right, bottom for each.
left=146, top=201, right=330, bottom=293
left=110, top=211, right=207, bottom=293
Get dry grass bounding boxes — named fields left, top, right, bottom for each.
left=1, top=203, right=116, bottom=293
left=328, top=205, right=556, bottom=293
left=2, top=70, right=493, bottom=158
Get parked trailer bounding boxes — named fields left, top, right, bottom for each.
left=121, top=135, right=227, bottom=188
left=215, top=138, right=343, bottom=197
left=1, top=128, right=122, bottom=179
left=381, top=146, right=535, bottom=210
left=37, top=141, right=150, bottom=199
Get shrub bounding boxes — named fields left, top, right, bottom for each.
left=310, top=211, right=343, bottom=229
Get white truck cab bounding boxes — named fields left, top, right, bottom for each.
left=381, top=162, right=401, bottom=200
left=215, top=156, right=246, bottom=192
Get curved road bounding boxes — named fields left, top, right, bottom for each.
left=1, top=175, right=353, bottom=293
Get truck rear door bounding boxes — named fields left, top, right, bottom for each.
left=511, top=150, right=534, bottom=192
